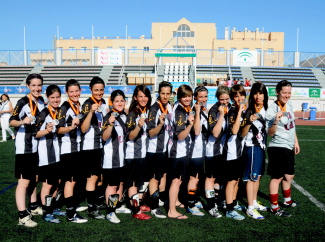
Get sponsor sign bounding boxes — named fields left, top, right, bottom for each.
left=309, top=88, right=321, bottom=98
left=98, top=49, right=122, bottom=65
left=268, top=87, right=277, bottom=97
left=291, top=88, right=308, bottom=97
left=233, top=50, right=257, bottom=66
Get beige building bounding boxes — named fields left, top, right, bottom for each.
left=31, top=18, right=284, bottom=66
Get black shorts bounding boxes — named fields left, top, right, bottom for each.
left=224, top=157, right=245, bottom=181
left=81, top=149, right=103, bottom=178
left=267, top=147, right=295, bottom=179
left=189, top=157, right=205, bottom=178
left=125, top=158, right=148, bottom=188
left=38, top=162, right=60, bottom=186
left=102, top=167, right=126, bottom=186
left=61, top=153, right=83, bottom=182
left=205, top=155, right=225, bottom=179
left=146, top=152, right=168, bottom=181
left=168, top=156, right=189, bottom=181
left=15, top=153, right=39, bottom=180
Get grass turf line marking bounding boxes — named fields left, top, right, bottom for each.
left=265, top=160, right=325, bottom=212
left=299, top=140, right=325, bottom=142
left=0, top=182, right=17, bottom=195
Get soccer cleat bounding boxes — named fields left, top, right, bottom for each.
left=246, top=209, right=265, bottom=220
left=116, top=204, right=131, bottom=214
left=158, top=199, right=164, bottom=207
left=52, top=208, right=66, bottom=216
left=208, top=207, right=222, bottom=218
left=254, top=201, right=268, bottom=211
left=30, top=206, right=43, bottom=216
left=132, top=211, right=151, bottom=220
left=43, top=214, right=61, bottom=223
left=67, top=213, right=88, bottom=223
left=106, top=212, right=120, bottom=224
left=195, top=201, right=203, bottom=208
left=18, top=215, right=38, bottom=227
left=283, top=200, right=299, bottom=208
left=226, top=210, right=245, bottom=220
left=271, top=208, right=291, bottom=217
left=88, top=210, right=105, bottom=219
left=140, top=205, right=151, bottom=212
left=187, top=206, right=205, bottom=216
left=76, top=206, right=88, bottom=212
left=151, top=208, right=167, bottom=218
left=234, top=204, right=246, bottom=211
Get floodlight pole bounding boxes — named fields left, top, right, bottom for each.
left=23, top=26, right=27, bottom=65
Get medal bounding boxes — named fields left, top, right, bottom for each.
left=90, top=96, right=103, bottom=113
left=158, top=101, right=168, bottom=114
left=52, top=119, right=59, bottom=125
left=280, top=116, right=289, bottom=124
left=68, top=99, right=81, bottom=118
left=28, top=94, right=37, bottom=123
left=77, top=114, right=83, bottom=119
left=112, top=112, right=119, bottom=117
left=221, top=104, right=228, bottom=114
left=254, top=113, right=262, bottom=119
left=138, top=106, right=147, bottom=119
left=282, top=112, right=288, bottom=117
left=189, top=111, right=196, bottom=116
left=141, top=113, right=147, bottom=119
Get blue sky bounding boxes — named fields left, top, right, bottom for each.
left=0, top=0, right=324, bottom=53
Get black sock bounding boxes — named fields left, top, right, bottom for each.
left=95, top=186, right=105, bottom=206
left=187, top=189, right=197, bottom=208
left=149, top=190, right=159, bottom=210
left=226, top=202, right=235, bottom=212
left=159, top=191, right=166, bottom=202
left=66, top=196, right=75, bottom=219
left=206, top=197, right=215, bottom=210
left=87, top=191, right=96, bottom=212
left=29, top=201, right=39, bottom=210
left=18, top=210, right=29, bottom=219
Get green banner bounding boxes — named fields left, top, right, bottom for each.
left=268, top=87, right=277, bottom=97
left=309, top=88, right=321, bottom=98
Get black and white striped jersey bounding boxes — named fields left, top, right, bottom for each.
left=80, top=98, right=107, bottom=150
left=33, top=108, right=60, bottom=167
left=9, top=96, right=45, bottom=154
left=102, top=111, right=127, bottom=169
left=244, top=106, right=267, bottom=149
left=191, top=109, right=209, bottom=159
left=57, top=101, right=82, bottom=154
left=168, top=104, right=192, bottom=159
left=224, top=105, right=250, bottom=160
left=206, top=103, right=230, bottom=158
left=147, top=102, right=173, bottom=153
left=125, top=109, right=148, bottom=159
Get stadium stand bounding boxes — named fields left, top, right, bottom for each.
left=251, top=67, right=321, bottom=88
left=0, top=66, right=33, bottom=85
left=196, top=65, right=243, bottom=85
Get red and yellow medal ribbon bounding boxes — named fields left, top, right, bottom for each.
left=158, top=101, right=168, bottom=114
left=90, top=96, right=102, bottom=107
left=183, top=105, right=192, bottom=113
left=277, top=101, right=286, bottom=112
left=68, top=99, right=80, bottom=115
left=255, top=104, right=263, bottom=113
left=138, top=106, right=147, bottom=114
left=28, top=94, right=37, bottom=117
left=112, top=108, right=123, bottom=114
left=48, top=105, right=57, bottom=120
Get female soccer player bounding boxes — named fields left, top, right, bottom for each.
left=125, top=84, right=152, bottom=220
left=167, top=84, right=194, bottom=220
left=57, top=79, right=88, bottom=223
left=242, top=82, right=269, bottom=220
left=10, top=73, right=45, bottom=227
left=205, top=86, right=230, bottom=219
left=224, top=84, right=249, bottom=220
left=102, top=90, right=128, bottom=224
left=80, top=77, right=107, bottom=220
left=0, top=93, right=15, bottom=141
left=186, top=85, right=209, bottom=217
left=34, top=84, right=61, bottom=223
left=146, top=81, right=173, bottom=218
left=266, top=80, right=300, bottom=217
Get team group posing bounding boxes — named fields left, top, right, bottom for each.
left=10, top=73, right=300, bottom=227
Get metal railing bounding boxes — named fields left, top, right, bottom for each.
left=0, top=49, right=324, bottom=68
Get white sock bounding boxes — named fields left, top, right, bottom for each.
left=248, top=206, right=255, bottom=211
left=284, top=197, right=291, bottom=203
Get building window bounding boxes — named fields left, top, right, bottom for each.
left=267, top=48, right=274, bottom=55
left=230, top=48, right=237, bottom=51
left=218, top=47, right=225, bottom=53
left=144, top=47, right=149, bottom=53
left=82, top=60, right=88, bottom=65
left=70, top=60, right=76, bottom=65
left=131, top=46, right=137, bottom=53
left=47, top=61, right=52, bottom=65
left=107, top=47, right=112, bottom=49
left=173, top=24, right=195, bottom=37
left=94, top=47, right=99, bottom=53
left=81, top=47, right=87, bottom=53
left=243, top=48, right=249, bottom=50
left=173, top=45, right=194, bottom=52
left=256, top=48, right=261, bottom=53
left=69, top=47, right=75, bottom=53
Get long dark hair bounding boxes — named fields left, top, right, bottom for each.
left=249, top=82, right=268, bottom=112
left=111, top=89, right=126, bottom=102
left=129, top=84, right=152, bottom=115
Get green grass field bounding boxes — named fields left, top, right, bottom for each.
left=0, top=126, right=324, bottom=242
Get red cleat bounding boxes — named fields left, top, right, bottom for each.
left=140, top=205, right=151, bottom=212
left=132, top=211, right=151, bottom=220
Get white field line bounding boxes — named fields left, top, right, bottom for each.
left=265, top=159, right=325, bottom=212
left=299, top=140, right=325, bottom=142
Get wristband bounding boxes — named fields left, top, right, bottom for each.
left=273, top=123, right=277, bottom=125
